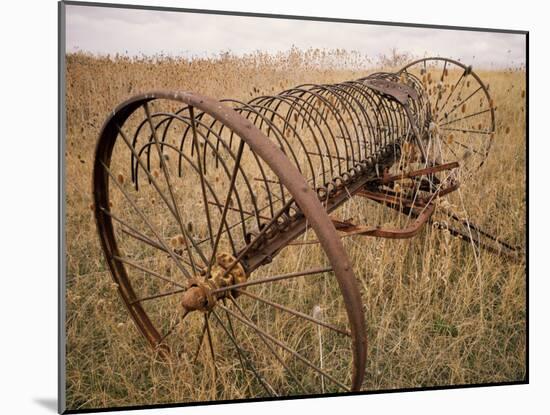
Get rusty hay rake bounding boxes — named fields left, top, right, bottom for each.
left=93, top=57, right=522, bottom=396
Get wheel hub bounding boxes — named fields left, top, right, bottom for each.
left=181, top=253, right=247, bottom=312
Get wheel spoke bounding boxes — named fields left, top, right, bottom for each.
left=129, top=288, right=186, bottom=305
left=211, top=309, right=278, bottom=396
left=212, top=266, right=333, bottom=295
left=159, top=309, right=190, bottom=344
left=433, top=60, right=447, bottom=112
left=218, top=302, right=350, bottom=391
left=452, top=140, right=485, bottom=157
left=100, top=206, right=195, bottom=268
left=439, top=108, right=491, bottom=128
left=440, top=126, right=492, bottom=135
left=220, top=299, right=248, bottom=378
left=438, top=69, right=467, bottom=116
left=237, top=289, right=351, bottom=337
left=112, top=255, right=187, bottom=289
left=100, top=160, right=193, bottom=280
left=192, top=315, right=208, bottom=364
left=439, top=86, right=483, bottom=122
left=220, top=304, right=248, bottom=382
left=440, top=136, right=461, bottom=160
left=118, top=227, right=194, bottom=268
left=227, top=297, right=308, bottom=393
left=205, top=313, right=219, bottom=377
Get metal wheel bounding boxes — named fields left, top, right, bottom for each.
left=398, top=57, right=496, bottom=180
left=93, top=91, right=366, bottom=397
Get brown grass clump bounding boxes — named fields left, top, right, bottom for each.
left=64, top=50, right=526, bottom=410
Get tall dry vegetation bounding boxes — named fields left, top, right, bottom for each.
left=64, top=49, right=526, bottom=410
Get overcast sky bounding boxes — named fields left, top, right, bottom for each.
left=65, top=4, right=526, bottom=68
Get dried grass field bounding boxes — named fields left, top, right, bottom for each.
left=64, top=50, right=526, bottom=410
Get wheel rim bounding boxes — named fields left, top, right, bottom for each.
left=93, top=91, right=367, bottom=396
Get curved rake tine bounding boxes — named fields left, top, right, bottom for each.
left=114, top=126, right=205, bottom=273
left=144, top=103, right=204, bottom=273
left=189, top=105, right=215, bottom=252
left=208, top=139, right=245, bottom=275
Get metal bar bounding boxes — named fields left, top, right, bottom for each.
left=227, top=297, right=308, bottom=393
left=237, top=289, right=351, bottom=337
left=211, top=309, right=277, bottom=396
left=218, top=303, right=350, bottom=391
left=212, top=266, right=332, bottom=295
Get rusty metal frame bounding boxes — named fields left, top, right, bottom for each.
left=92, top=57, right=515, bottom=395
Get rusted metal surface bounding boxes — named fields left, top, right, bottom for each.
left=92, top=57, right=520, bottom=396
left=332, top=202, right=435, bottom=238
left=363, top=78, right=419, bottom=105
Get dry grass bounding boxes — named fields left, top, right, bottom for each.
left=64, top=50, right=526, bottom=410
